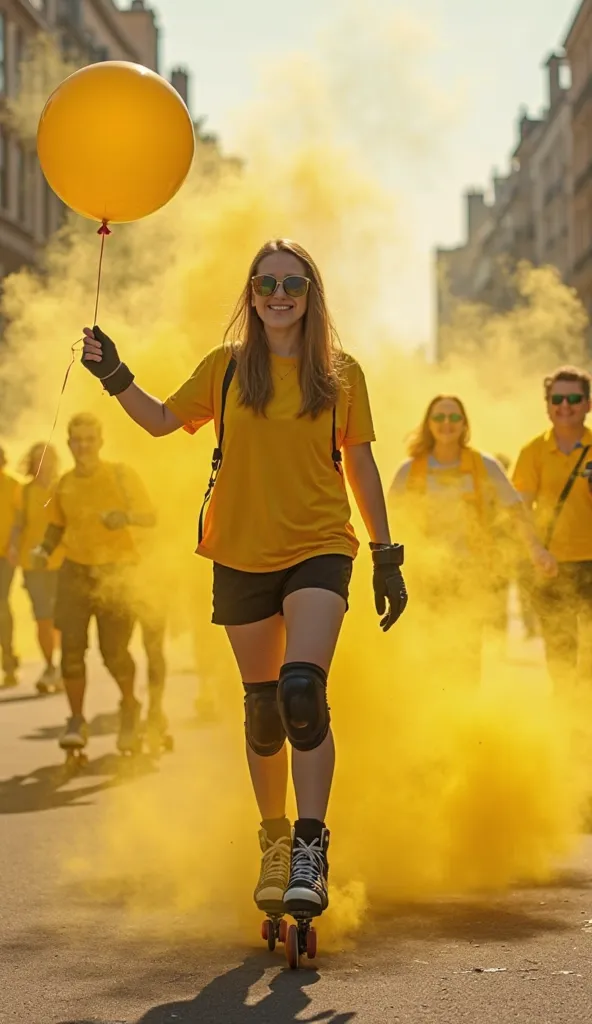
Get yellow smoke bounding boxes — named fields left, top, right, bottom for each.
left=2, top=5, right=588, bottom=949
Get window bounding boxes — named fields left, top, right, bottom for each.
left=16, top=144, right=26, bottom=224
left=0, top=13, right=6, bottom=94
left=14, top=27, right=24, bottom=95
left=0, top=128, right=7, bottom=209
left=43, top=180, right=53, bottom=238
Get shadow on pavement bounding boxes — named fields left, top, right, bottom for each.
left=57, top=954, right=356, bottom=1024
left=0, top=751, right=157, bottom=814
left=371, top=898, right=573, bottom=943
left=0, top=692, right=44, bottom=705
left=23, top=710, right=120, bottom=743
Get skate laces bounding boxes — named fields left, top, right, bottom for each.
left=261, top=835, right=291, bottom=883
left=289, top=836, right=326, bottom=889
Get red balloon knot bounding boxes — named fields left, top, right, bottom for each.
left=97, top=221, right=112, bottom=236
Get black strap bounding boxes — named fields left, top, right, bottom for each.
left=544, top=444, right=590, bottom=548
left=197, top=355, right=237, bottom=545
left=332, top=406, right=342, bottom=474
left=198, top=359, right=341, bottom=545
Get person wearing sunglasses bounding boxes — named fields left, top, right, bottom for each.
left=389, top=395, right=550, bottom=683
left=513, top=366, right=592, bottom=686
left=79, top=238, right=407, bottom=924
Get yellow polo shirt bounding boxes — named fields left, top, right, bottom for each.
left=165, top=345, right=376, bottom=571
left=49, top=462, right=154, bottom=567
left=0, top=471, right=21, bottom=557
left=513, top=428, right=592, bottom=562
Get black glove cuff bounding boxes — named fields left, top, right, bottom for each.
left=102, top=363, right=135, bottom=397
left=370, top=543, right=405, bottom=567
left=42, top=523, right=65, bottom=556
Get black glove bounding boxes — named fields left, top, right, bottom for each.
left=102, top=510, right=130, bottom=531
left=82, top=325, right=135, bottom=396
left=371, top=543, right=408, bottom=632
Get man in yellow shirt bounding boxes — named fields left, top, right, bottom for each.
left=0, top=447, right=21, bottom=687
left=513, top=365, right=592, bottom=684
left=34, top=413, right=156, bottom=756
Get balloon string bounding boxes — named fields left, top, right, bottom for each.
left=37, top=220, right=112, bottom=496
left=93, top=220, right=111, bottom=325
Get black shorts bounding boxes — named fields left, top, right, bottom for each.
left=212, top=554, right=353, bottom=626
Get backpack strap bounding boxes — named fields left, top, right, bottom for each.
left=332, top=406, right=342, bottom=474
left=198, top=355, right=237, bottom=546
left=544, top=444, right=590, bottom=548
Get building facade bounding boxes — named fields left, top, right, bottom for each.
left=434, top=53, right=575, bottom=359
left=565, top=0, right=592, bottom=322
left=0, top=0, right=164, bottom=282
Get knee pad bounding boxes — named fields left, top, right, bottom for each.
left=61, top=650, right=86, bottom=681
left=244, top=681, right=286, bottom=757
left=277, top=662, right=330, bottom=752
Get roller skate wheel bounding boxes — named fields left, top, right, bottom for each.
left=279, top=918, right=288, bottom=944
left=306, top=927, right=317, bottom=960
left=285, top=924, right=300, bottom=969
left=261, top=920, right=269, bottom=942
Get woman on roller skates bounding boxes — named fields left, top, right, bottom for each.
left=15, top=442, right=63, bottom=695
left=80, top=238, right=407, bottom=925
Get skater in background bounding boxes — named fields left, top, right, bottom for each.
left=80, top=237, right=407, bottom=927
left=514, top=366, right=592, bottom=686
left=14, top=442, right=63, bottom=694
left=389, top=396, right=552, bottom=683
left=0, top=446, right=21, bottom=688
left=33, top=413, right=156, bottom=757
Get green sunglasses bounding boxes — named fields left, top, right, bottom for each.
left=431, top=413, right=464, bottom=423
left=549, top=393, right=585, bottom=406
left=252, top=274, right=310, bottom=299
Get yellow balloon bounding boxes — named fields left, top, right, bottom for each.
left=37, top=61, right=195, bottom=224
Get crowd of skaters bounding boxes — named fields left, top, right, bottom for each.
left=1, top=363, right=590, bottom=754
left=2, top=244, right=592, bottom=934
left=0, top=412, right=169, bottom=755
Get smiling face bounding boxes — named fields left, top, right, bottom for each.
left=68, top=423, right=102, bottom=471
left=547, top=378, right=590, bottom=432
left=251, top=251, right=309, bottom=335
left=428, top=397, right=466, bottom=448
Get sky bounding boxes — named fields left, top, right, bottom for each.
left=153, top=0, right=581, bottom=344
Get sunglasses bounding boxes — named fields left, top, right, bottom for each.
left=549, top=393, right=586, bottom=406
left=251, top=274, right=310, bottom=299
left=431, top=413, right=464, bottom=423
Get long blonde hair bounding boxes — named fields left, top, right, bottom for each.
left=407, top=395, right=471, bottom=458
left=223, top=239, right=343, bottom=417
left=20, top=442, right=59, bottom=484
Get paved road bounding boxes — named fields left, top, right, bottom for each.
left=1, top=649, right=592, bottom=1024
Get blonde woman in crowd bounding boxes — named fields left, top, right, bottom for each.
left=389, top=395, right=552, bottom=682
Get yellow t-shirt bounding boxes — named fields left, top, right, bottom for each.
left=20, top=481, right=64, bottom=571
left=49, top=461, right=154, bottom=567
left=0, top=471, right=21, bottom=557
left=513, top=428, right=592, bottom=562
left=165, top=346, right=376, bottom=571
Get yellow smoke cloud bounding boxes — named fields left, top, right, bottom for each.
left=2, top=5, right=588, bottom=949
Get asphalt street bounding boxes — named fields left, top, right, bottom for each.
left=1, top=643, right=592, bottom=1024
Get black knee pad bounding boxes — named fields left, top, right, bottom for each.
left=244, top=681, right=286, bottom=757
left=277, top=662, right=330, bottom=752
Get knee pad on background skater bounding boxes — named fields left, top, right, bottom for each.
left=277, top=662, right=330, bottom=752
left=61, top=649, right=86, bottom=681
left=244, top=680, right=286, bottom=757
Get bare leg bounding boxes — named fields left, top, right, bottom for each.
left=37, top=619, right=55, bottom=666
left=226, top=614, right=288, bottom=820
left=283, top=588, right=346, bottom=821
